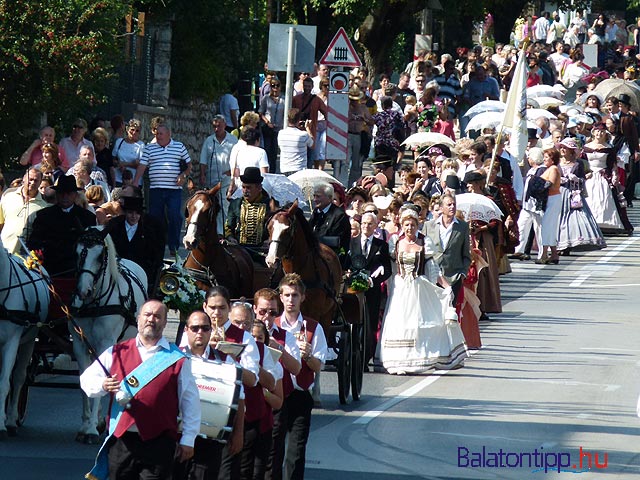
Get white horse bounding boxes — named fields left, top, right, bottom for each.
left=0, top=237, right=50, bottom=438
left=71, top=227, right=147, bottom=444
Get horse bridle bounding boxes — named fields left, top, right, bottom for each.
left=268, top=212, right=297, bottom=260
left=75, top=232, right=113, bottom=305
left=186, top=192, right=218, bottom=246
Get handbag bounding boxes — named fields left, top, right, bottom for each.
left=570, top=190, right=583, bottom=210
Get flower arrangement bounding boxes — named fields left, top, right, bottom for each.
left=348, top=270, right=371, bottom=292
left=416, top=103, right=439, bottom=132
left=23, top=249, right=43, bottom=270
left=161, top=257, right=205, bottom=315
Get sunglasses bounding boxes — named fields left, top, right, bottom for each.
left=271, top=84, right=280, bottom=88
left=72, top=125, right=84, bottom=129
left=257, top=308, right=278, bottom=316
left=187, top=325, right=212, bottom=333
left=416, top=79, right=425, bottom=83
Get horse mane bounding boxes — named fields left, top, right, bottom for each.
left=103, top=233, right=120, bottom=280
left=275, top=203, right=319, bottom=252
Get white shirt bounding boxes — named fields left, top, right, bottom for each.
left=435, top=216, right=458, bottom=250
left=59, top=137, right=94, bottom=168
left=112, top=139, right=145, bottom=185
left=233, top=145, right=269, bottom=175
left=125, top=221, right=138, bottom=241
left=199, top=132, right=237, bottom=187
left=79, top=335, right=201, bottom=447
left=268, top=324, right=301, bottom=363
left=277, top=127, right=313, bottom=174
left=279, top=312, right=328, bottom=391
left=224, top=320, right=261, bottom=386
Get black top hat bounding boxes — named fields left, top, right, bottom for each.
left=463, top=170, right=486, bottom=184
left=122, top=196, right=144, bottom=212
left=527, top=128, right=538, bottom=140
left=239, top=167, right=263, bottom=184
left=617, top=93, right=632, bottom=106
left=445, top=174, right=461, bottom=190
left=51, top=175, right=83, bottom=193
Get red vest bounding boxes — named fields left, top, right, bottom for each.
left=270, top=326, right=294, bottom=399
left=275, top=315, right=318, bottom=391
left=110, top=338, right=184, bottom=441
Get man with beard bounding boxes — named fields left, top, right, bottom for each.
left=225, top=167, right=272, bottom=251
left=80, top=300, right=200, bottom=480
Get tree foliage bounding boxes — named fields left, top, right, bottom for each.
left=0, top=0, right=131, bottom=167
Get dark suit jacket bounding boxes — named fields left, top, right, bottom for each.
left=620, top=112, right=639, bottom=155
left=28, top=204, right=96, bottom=276
left=348, top=235, right=392, bottom=287
left=105, top=214, right=165, bottom=278
left=310, top=204, right=351, bottom=252
left=424, top=218, right=471, bottom=285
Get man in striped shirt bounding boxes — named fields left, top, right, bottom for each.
left=134, top=125, right=191, bottom=256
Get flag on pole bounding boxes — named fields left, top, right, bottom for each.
left=500, top=47, right=528, bottom=166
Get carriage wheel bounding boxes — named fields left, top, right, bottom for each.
left=337, top=324, right=352, bottom=405
left=350, top=322, right=364, bottom=401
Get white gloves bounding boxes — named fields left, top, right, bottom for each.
left=371, top=266, right=385, bottom=279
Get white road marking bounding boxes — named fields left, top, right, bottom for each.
left=354, top=351, right=480, bottom=426
left=569, top=236, right=638, bottom=287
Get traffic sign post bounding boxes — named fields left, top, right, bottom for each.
left=319, top=27, right=362, bottom=68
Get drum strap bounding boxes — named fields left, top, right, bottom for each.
left=85, top=344, right=185, bottom=480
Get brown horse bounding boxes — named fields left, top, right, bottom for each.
left=265, top=200, right=342, bottom=331
left=182, top=185, right=254, bottom=298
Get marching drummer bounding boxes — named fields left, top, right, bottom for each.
left=175, top=310, right=246, bottom=480
left=271, top=273, right=327, bottom=480
left=202, top=286, right=262, bottom=478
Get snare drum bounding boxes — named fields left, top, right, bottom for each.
left=183, top=357, right=242, bottom=443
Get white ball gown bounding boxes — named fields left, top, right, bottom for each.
left=379, top=245, right=468, bottom=375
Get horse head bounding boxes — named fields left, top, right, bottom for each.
left=183, top=184, right=221, bottom=250
left=265, top=200, right=299, bottom=268
left=74, top=227, right=110, bottom=303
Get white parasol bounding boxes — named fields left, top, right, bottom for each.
left=526, top=108, right=557, bottom=121
left=465, top=111, right=503, bottom=133
left=532, top=96, right=565, bottom=109
left=401, top=131, right=456, bottom=148
left=231, top=173, right=307, bottom=208
left=455, top=193, right=503, bottom=223
left=463, top=100, right=506, bottom=119
left=527, top=85, right=565, bottom=100
left=288, top=169, right=342, bottom=201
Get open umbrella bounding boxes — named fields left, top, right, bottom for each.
left=526, top=108, right=557, bottom=121
left=527, top=85, right=565, bottom=100
left=462, top=100, right=506, bottom=119
left=465, top=111, right=503, bottom=133
left=532, top=96, right=565, bottom=109
left=455, top=193, right=503, bottom=223
left=401, top=131, right=456, bottom=148
left=592, top=79, right=640, bottom=111
left=288, top=169, right=342, bottom=201
left=230, top=173, right=307, bottom=208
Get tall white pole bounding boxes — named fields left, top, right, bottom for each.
left=283, top=26, right=297, bottom=131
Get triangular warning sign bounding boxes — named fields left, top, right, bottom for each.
left=319, top=27, right=362, bottom=68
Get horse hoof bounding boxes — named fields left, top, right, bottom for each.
left=75, top=432, right=86, bottom=443
left=0, top=430, right=8, bottom=440
left=84, top=434, right=100, bottom=445
left=7, top=426, right=17, bottom=437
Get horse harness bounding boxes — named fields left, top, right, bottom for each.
left=0, top=250, right=47, bottom=327
left=70, top=230, right=146, bottom=327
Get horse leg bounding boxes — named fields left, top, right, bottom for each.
left=70, top=318, right=96, bottom=442
left=5, top=326, right=38, bottom=435
left=0, top=327, right=22, bottom=438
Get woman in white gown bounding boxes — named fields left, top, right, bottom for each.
left=380, top=207, right=468, bottom=374
left=583, top=124, right=624, bottom=231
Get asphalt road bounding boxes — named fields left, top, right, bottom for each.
left=2, top=212, right=640, bottom=480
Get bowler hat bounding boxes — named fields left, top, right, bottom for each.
left=617, top=93, right=632, bottom=106
left=445, top=175, right=461, bottom=190
left=527, top=128, right=538, bottom=140
left=122, top=196, right=144, bottom=213
left=240, top=167, right=263, bottom=184
left=51, top=175, right=83, bottom=193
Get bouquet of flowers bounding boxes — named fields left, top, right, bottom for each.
left=161, top=258, right=205, bottom=315
left=416, top=103, right=439, bottom=132
left=348, top=270, right=371, bottom=292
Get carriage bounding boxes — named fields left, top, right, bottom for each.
left=176, top=187, right=367, bottom=404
